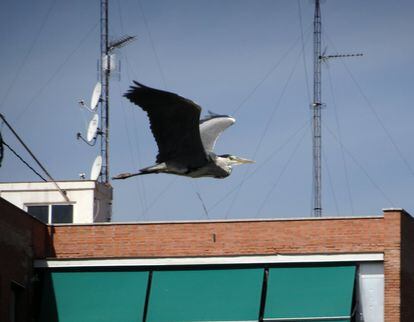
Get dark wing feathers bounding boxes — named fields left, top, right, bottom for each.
left=124, top=81, right=207, bottom=166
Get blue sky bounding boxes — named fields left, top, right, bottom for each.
left=1, top=0, right=414, bottom=222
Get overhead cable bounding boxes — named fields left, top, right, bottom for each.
left=226, top=42, right=309, bottom=218
left=0, top=114, right=69, bottom=202
left=231, top=24, right=313, bottom=116
left=326, top=67, right=355, bottom=214
left=2, top=140, right=47, bottom=182
left=324, top=123, right=395, bottom=207
left=0, top=0, right=58, bottom=112
left=14, top=22, right=99, bottom=123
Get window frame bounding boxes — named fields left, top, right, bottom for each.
left=25, top=203, right=74, bottom=224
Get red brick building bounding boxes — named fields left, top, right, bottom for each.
left=1, top=196, right=413, bottom=322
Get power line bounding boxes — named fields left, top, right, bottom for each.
left=326, top=67, right=355, bottom=214
left=2, top=140, right=47, bottom=182
left=0, top=0, right=58, bottom=112
left=324, top=124, right=395, bottom=207
left=322, top=150, right=340, bottom=215
left=14, top=22, right=99, bottom=123
left=136, top=0, right=168, bottom=89
left=255, top=125, right=309, bottom=218
left=231, top=25, right=313, bottom=116
left=297, top=0, right=311, bottom=103
left=207, top=120, right=311, bottom=213
left=225, top=43, right=308, bottom=218
left=0, top=113, right=69, bottom=202
left=343, top=61, right=414, bottom=178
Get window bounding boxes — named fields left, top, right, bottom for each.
left=51, top=205, right=73, bottom=223
left=26, top=205, right=48, bottom=223
left=26, top=205, right=73, bottom=224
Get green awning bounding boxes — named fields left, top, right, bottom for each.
left=39, top=271, right=149, bottom=322
left=146, top=268, right=264, bottom=322
left=264, top=265, right=356, bottom=322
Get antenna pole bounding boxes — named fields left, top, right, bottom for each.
left=100, top=0, right=109, bottom=183
left=312, top=0, right=322, bottom=217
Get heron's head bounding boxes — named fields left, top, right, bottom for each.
left=218, top=154, right=255, bottom=167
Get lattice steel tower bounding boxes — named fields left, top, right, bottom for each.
left=99, top=0, right=110, bottom=183
left=312, top=0, right=323, bottom=217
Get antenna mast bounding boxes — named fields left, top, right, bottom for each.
left=312, top=0, right=322, bottom=217
left=311, top=0, right=362, bottom=217
left=100, top=0, right=109, bottom=183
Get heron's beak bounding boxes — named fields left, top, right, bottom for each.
left=232, top=156, right=255, bottom=165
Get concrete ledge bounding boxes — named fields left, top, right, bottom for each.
left=34, top=253, right=384, bottom=268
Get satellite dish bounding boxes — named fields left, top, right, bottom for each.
left=87, top=114, right=99, bottom=142
left=90, top=82, right=102, bottom=111
left=90, top=155, right=102, bottom=180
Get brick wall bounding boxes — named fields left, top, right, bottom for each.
left=48, top=212, right=411, bottom=322
left=0, top=198, right=48, bottom=322
left=50, top=216, right=385, bottom=258
left=1, top=198, right=411, bottom=322
left=383, top=210, right=403, bottom=322
left=401, top=212, right=414, bottom=321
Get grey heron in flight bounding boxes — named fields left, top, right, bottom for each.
left=113, top=82, right=253, bottom=180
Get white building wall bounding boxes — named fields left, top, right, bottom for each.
left=356, top=262, right=384, bottom=322
left=0, top=181, right=112, bottom=223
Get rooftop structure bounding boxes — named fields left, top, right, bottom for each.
left=1, top=197, right=413, bottom=322
left=0, top=180, right=112, bottom=224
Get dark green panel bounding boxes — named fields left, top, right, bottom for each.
left=264, top=265, right=355, bottom=321
left=147, top=268, right=263, bottom=322
left=39, top=271, right=149, bottom=322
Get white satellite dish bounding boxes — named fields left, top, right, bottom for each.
left=90, top=82, right=102, bottom=111
left=87, top=114, right=99, bottom=142
left=90, top=155, right=102, bottom=181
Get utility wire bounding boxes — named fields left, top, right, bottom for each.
left=120, top=55, right=151, bottom=215
left=136, top=0, right=168, bottom=89
left=326, top=67, right=354, bottom=214
left=231, top=24, right=313, bottom=116
left=143, top=178, right=177, bottom=216
left=3, top=140, right=47, bottom=181
left=133, top=0, right=210, bottom=218
left=116, top=81, right=146, bottom=217
left=0, top=114, right=69, bottom=202
left=0, top=0, right=58, bottom=112
left=113, top=2, right=149, bottom=217
left=2, top=140, right=47, bottom=182
left=208, top=120, right=310, bottom=213
left=14, top=22, right=99, bottom=123
left=324, top=124, right=395, bottom=207
left=343, top=62, right=414, bottom=178
left=322, top=150, right=340, bottom=215
left=225, top=42, right=308, bottom=218
left=297, top=0, right=311, bottom=103
left=191, top=181, right=209, bottom=219
left=325, top=33, right=414, bottom=179
left=255, top=125, right=309, bottom=217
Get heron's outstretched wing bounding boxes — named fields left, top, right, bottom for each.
left=199, top=113, right=235, bottom=152
left=124, top=81, right=207, bottom=166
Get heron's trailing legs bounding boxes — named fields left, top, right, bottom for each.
left=112, top=163, right=167, bottom=180
left=112, top=172, right=145, bottom=180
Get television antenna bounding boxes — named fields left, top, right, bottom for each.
left=77, top=0, right=135, bottom=183
left=311, top=0, right=362, bottom=217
